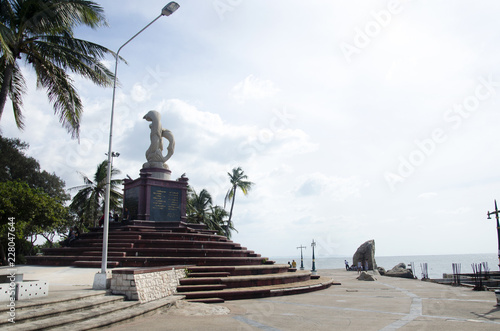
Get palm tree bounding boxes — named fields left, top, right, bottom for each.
left=187, top=187, right=235, bottom=238
left=69, top=160, right=122, bottom=228
left=209, top=205, right=233, bottom=238
left=186, top=187, right=212, bottom=225
left=224, top=167, right=254, bottom=228
left=0, top=0, right=116, bottom=138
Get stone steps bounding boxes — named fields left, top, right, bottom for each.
left=42, top=247, right=257, bottom=258
left=187, top=297, right=225, bottom=304
left=28, top=255, right=270, bottom=268
left=0, top=292, right=133, bottom=330
left=81, top=251, right=127, bottom=257
left=72, top=239, right=243, bottom=250
left=74, top=260, right=120, bottom=268
left=0, top=290, right=183, bottom=330
left=188, top=272, right=231, bottom=278
left=177, top=267, right=331, bottom=302
left=48, top=296, right=182, bottom=331
left=177, top=284, right=227, bottom=292
left=182, top=270, right=313, bottom=290
left=0, top=291, right=107, bottom=326
left=187, top=264, right=289, bottom=276
left=180, top=277, right=224, bottom=285
left=25, top=221, right=335, bottom=302
left=220, top=271, right=312, bottom=288
left=181, top=278, right=335, bottom=301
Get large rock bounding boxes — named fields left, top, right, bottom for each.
left=384, top=263, right=415, bottom=279
left=352, top=239, right=377, bottom=270
left=357, top=271, right=376, bottom=281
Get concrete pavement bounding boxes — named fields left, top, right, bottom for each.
left=4, top=266, right=500, bottom=330
left=108, top=269, right=500, bottom=331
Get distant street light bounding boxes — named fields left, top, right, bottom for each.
left=94, top=2, right=180, bottom=289
left=486, top=200, right=500, bottom=271
left=297, top=245, right=306, bottom=270
left=311, top=239, right=317, bottom=275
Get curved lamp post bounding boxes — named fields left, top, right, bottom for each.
left=487, top=200, right=500, bottom=271
left=93, top=2, right=180, bottom=290
left=297, top=245, right=306, bottom=270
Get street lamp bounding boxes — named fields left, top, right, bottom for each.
left=93, top=2, right=180, bottom=290
left=311, top=239, right=317, bottom=275
left=297, top=245, right=306, bottom=270
left=486, top=200, right=500, bottom=271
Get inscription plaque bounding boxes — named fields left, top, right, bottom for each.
left=150, top=186, right=181, bottom=222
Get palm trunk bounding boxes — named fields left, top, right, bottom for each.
left=0, top=63, right=15, bottom=122
left=228, top=186, right=237, bottom=224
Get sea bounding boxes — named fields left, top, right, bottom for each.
left=272, top=253, right=500, bottom=279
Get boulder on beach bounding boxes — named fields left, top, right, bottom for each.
left=352, top=239, right=377, bottom=270
left=384, top=263, right=415, bottom=279
left=357, top=271, right=376, bottom=281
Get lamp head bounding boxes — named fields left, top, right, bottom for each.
left=162, top=2, right=180, bottom=16
left=488, top=213, right=492, bottom=219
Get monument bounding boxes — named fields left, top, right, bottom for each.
left=123, top=110, right=188, bottom=223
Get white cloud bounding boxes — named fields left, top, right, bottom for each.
left=4, top=0, right=500, bottom=258
left=418, top=192, right=437, bottom=199
left=294, top=173, right=368, bottom=201
left=230, top=75, right=280, bottom=103
left=130, top=83, right=151, bottom=102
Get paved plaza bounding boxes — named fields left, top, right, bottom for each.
left=107, top=268, right=500, bottom=331
left=8, top=265, right=500, bottom=330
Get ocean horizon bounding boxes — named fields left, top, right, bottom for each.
left=271, top=253, right=499, bottom=279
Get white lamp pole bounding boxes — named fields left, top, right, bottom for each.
left=94, top=2, right=180, bottom=289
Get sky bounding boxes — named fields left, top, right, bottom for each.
left=2, top=0, right=500, bottom=260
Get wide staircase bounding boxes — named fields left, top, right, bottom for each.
left=0, top=290, right=182, bottom=330
left=27, top=220, right=336, bottom=302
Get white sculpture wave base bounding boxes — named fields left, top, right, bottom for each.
left=141, top=165, right=171, bottom=180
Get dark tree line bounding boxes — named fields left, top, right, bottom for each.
left=0, top=136, right=74, bottom=264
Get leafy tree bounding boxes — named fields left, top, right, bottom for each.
left=0, top=0, right=116, bottom=138
left=224, top=167, right=253, bottom=230
left=0, top=135, right=73, bottom=263
left=0, top=180, right=70, bottom=264
left=0, top=135, right=69, bottom=202
left=69, top=160, right=122, bottom=228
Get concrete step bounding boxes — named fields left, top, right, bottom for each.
left=177, top=284, right=227, bottom=292
left=188, top=272, right=231, bottom=278
left=220, top=271, right=313, bottom=288
left=121, top=247, right=258, bottom=258
left=2, top=294, right=134, bottom=330
left=28, top=255, right=270, bottom=268
left=1, top=294, right=124, bottom=327
left=81, top=251, right=127, bottom=257
left=1, top=288, right=184, bottom=331
left=181, top=277, right=336, bottom=301
left=0, top=290, right=107, bottom=318
left=180, top=277, right=223, bottom=285
left=187, top=297, right=225, bottom=304
left=187, top=264, right=290, bottom=276
left=79, top=234, right=142, bottom=240
left=73, top=260, right=120, bottom=268
left=48, top=295, right=183, bottom=331
left=87, top=242, right=134, bottom=248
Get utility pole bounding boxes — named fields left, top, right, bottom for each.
left=487, top=199, right=500, bottom=271
left=311, top=239, right=317, bottom=275
left=297, top=245, right=306, bottom=270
